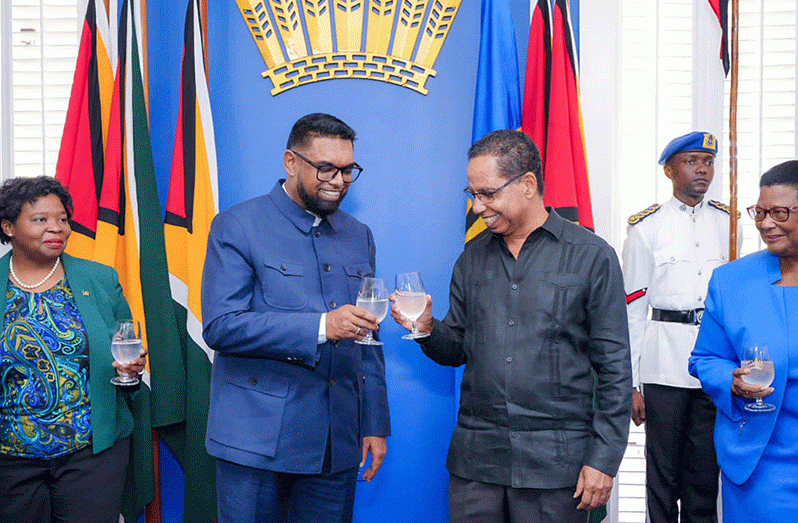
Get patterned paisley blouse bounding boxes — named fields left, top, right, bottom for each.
left=0, top=276, right=91, bottom=458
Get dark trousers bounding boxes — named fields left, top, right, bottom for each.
left=644, top=384, right=719, bottom=523
left=449, top=474, right=589, bottom=523
left=0, top=437, right=130, bottom=523
left=216, top=459, right=358, bottom=523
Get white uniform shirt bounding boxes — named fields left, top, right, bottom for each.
left=622, top=197, right=740, bottom=388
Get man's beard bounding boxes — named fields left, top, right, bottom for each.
left=297, top=179, right=346, bottom=217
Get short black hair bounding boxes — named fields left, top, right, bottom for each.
left=0, top=176, right=74, bottom=244
left=759, top=160, right=798, bottom=188
left=286, top=113, right=356, bottom=150
left=468, top=129, right=544, bottom=194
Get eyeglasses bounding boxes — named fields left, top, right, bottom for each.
left=747, top=205, right=798, bottom=222
left=291, top=150, right=363, bottom=183
left=463, top=172, right=525, bottom=203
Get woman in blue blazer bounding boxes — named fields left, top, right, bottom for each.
left=689, top=160, right=798, bottom=522
left=0, top=177, right=150, bottom=523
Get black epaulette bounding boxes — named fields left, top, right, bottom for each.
left=707, top=200, right=741, bottom=218
left=627, top=203, right=661, bottom=225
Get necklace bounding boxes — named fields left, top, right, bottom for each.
left=9, top=256, right=61, bottom=290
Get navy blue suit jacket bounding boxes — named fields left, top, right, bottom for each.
left=202, top=182, right=390, bottom=473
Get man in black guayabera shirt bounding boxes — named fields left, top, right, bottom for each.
left=391, top=130, right=632, bottom=523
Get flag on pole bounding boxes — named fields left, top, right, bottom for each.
left=466, top=0, right=523, bottom=243
left=88, top=0, right=186, bottom=430
left=57, top=0, right=189, bottom=518
left=707, top=0, right=730, bottom=75
left=160, top=0, right=219, bottom=519
left=521, top=0, right=551, bottom=156
left=55, top=0, right=114, bottom=255
left=536, top=0, right=594, bottom=229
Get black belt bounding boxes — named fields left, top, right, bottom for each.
left=651, top=308, right=704, bottom=325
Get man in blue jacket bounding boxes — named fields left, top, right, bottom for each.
left=201, top=113, right=390, bottom=523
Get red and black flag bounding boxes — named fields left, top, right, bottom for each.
left=708, top=0, right=730, bottom=75
left=540, top=0, right=593, bottom=229
left=521, top=0, right=551, bottom=156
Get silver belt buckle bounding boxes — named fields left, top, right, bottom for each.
left=690, top=309, right=704, bottom=325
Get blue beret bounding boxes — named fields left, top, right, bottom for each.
left=658, top=132, right=718, bottom=165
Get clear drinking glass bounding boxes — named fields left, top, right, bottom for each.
left=395, top=271, right=430, bottom=340
left=110, top=319, right=142, bottom=386
left=355, top=277, right=389, bottom=346
left=741, top=345, right=776, bottom=412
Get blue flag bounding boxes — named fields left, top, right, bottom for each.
left=471, top=0, right=522, bottom=144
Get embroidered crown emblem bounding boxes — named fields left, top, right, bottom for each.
left=236, top=0, right=463, bottom=95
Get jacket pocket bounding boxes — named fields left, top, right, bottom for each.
left=261, top=258, right=308, bottom=310
left=207, top=371, right=290, bottom=457
left=344, top=262, right=374, bottom=302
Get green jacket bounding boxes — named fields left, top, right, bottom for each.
left=0, top=251, right=154, bottom=519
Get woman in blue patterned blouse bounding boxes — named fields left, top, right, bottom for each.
left=0, top=176, right=148, bottom=523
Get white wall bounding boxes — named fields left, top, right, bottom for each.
left=580, top=1, right=623, bottom=252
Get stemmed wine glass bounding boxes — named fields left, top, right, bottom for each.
left=355, top=277, right=389, bottom=346
left=395, top=271, right=430, bottom=340
left=741, top=345, right=776, bottom=412
left=110, top=319, right=142, bottom=386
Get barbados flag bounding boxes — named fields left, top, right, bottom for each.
left=465, top=0, right=522, bottom=243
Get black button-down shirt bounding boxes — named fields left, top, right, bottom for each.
left=421, top=209, right=631, bottom=488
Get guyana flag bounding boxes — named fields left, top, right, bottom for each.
left=523, top=0, right=594, bottom=230
left=543, top=0, right=593, bottom=229
left=57, top=0, right=187, bottom=518
left=521, top=0, right=551, bottom=157
left=55, top=0, right=114, bottom=249
left=160, top=0, right=219, bottom=520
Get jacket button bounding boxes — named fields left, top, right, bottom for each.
left=314, top=230, right=321, bottom=238
left=329, top=301, right=336, bottom=309
left=248, top=377, right=257, bottom=386
left=330, top=378, right=336, bottom=386
left=323, top=264, right=331, bottom=272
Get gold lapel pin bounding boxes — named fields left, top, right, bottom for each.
left=83, top=291, right=89, bottom=296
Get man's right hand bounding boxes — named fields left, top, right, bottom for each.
left=389, top=293, right=433, bottom=334
left=326, top=305, right=379, bottom=341
left=632, top=388, right=646, bottom=426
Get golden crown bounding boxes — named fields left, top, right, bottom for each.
left=236, top=0, right=463, bottom=95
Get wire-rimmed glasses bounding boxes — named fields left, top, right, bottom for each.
left=463, top=172, right=525, bottom=203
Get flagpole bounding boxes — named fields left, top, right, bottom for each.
left=728, top=0, right=739, bottom=261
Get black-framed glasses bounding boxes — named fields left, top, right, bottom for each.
left=291, top=150, right=362, bottom=183
left=463, top=172, right=525, bottom=203
left=747, top=205, right=798, bottom=222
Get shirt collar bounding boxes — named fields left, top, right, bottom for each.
left=539, top=207, right=565, bottom=239
left=271, top=180, right=340, bottom=233
left=488, top=207, right=562, bottom=246
left=669, top=196, right=705, bottom=215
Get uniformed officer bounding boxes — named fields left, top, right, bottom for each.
left=622, top=131, right=740, bottom=523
